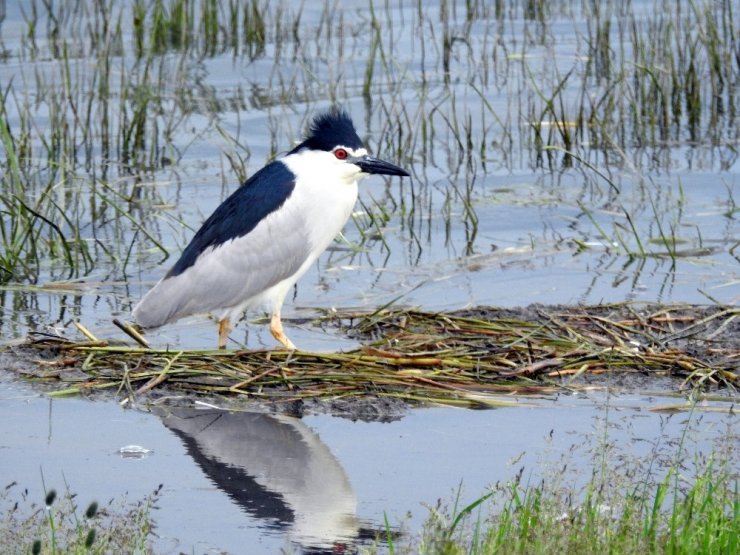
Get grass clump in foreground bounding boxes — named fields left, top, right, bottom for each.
left=0, top=483, right=161, bottom=554
left=389, top=414, right=738, bottom=555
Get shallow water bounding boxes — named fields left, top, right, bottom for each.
left=0, top=0, right=737, bottom=350
left=2, top=377, right=736, bottom=554
left=0, top=0, right=738, bottom=551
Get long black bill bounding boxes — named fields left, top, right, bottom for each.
left=356, top=155, right=410, bottom=177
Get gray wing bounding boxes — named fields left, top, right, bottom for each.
left=133, top=203, right=311, bottom=328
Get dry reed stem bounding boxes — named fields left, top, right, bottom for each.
left=11, top=305, right=739, bottom=408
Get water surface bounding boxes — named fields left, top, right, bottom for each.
left=0, top=0, right=737, bottom=551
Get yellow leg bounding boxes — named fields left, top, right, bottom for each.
left=270, top=311, right=296, bottom=350
left=217, top=317, right=232, bottom=349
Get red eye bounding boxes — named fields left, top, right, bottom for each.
left=334, top=148, right=348, bottom=160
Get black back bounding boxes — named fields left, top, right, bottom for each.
left=166, top=161, right=296, bottom=278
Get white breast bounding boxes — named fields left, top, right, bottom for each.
left=282, top=148, right=362, bottom=256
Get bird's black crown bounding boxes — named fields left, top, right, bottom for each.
left=290, top=109, right=364, bottom=154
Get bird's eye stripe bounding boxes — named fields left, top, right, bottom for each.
left=334, top=148, right=348, bottom=160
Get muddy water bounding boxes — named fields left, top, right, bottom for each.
left=0, top=0, right=738, bottom=552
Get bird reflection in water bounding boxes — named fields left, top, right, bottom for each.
left=160, top=408, right=388, bottom=553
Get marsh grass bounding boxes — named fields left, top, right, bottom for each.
left=0, top=482, right=161, bottom=554
left=0, top=1, right=736, bottom=299
left=395, top=420, right=738, bottom=555
left=8, top=304, right=738, bottom=407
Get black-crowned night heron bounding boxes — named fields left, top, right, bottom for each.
left=133, top=109, right=409, bottom=349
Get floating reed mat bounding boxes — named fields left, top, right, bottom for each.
left=11, top=304, right=739, bottom=408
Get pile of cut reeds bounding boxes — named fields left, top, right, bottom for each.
left=11, top=305, right=738, bottom=409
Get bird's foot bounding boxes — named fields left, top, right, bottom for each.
left=270, top=312, right=297, bottom=350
